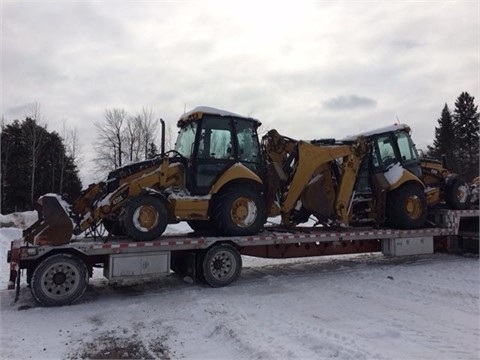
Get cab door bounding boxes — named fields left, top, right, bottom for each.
left=192, top=115, right=235, bottom=195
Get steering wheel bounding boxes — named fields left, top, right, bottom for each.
left=383, top=156, right=395, bottom=168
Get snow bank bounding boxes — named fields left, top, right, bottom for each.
left=0, top=211, right=37, bottom=229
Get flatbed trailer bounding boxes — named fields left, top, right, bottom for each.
left=6, top=209, right=479, bottom=307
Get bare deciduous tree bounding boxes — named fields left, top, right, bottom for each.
left=139, top=107, right=158, bottom=159
left=94, top=108, right=128, bottom=173
left=24, top=102, right=47, bottom=206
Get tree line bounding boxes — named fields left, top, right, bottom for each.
left=1, top=116, right=82, bottom=213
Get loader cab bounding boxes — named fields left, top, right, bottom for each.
left=175, top=107, right=264, bottom=195
left=352, top=124, right=423, bottom=196
left=367, top=125, right=422, bottom=178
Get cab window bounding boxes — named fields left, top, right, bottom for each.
left=235, top=119, right=261, bottom=162
left=396, top=131, right=419, bottom=162
left=198, top=116, right=233, bottom=159
left=174, top=122, right=198, bottom=159
left=372, top=135, right=396, bottom=170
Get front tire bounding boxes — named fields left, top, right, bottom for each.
left=123, top=196, right=168, bottom=241
left=387, top=182, right=428, bottom=229
left=31, top=254, right=88, bottom=307
left=445, top=177, right=471, bottom=210
left=213, top=186, right=266, bottom=236
left=202, top=244, right=242, bottom=287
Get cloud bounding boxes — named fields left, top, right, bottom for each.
left=1, top=2, right=478, bottom=185
left=322, top=95, right=378, bottom=111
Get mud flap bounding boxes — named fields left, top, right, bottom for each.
left=23, top=195, right=74, bottom=245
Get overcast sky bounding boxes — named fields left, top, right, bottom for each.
left=1, top=1, right=479, bottom=186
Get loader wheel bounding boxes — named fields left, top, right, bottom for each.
left=213, top=186, right=266, bottom=236
left=202, top=244, right=242, bottom=287
left=124, top=196, right=168, bottom=241
left=445, top=177, right=471, bottom=210
left=31, top=253, right=88, bottom=307
left=387, top=182, right=427, bottom=229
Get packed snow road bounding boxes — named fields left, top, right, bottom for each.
left=1, top=245, right=479, bottom=359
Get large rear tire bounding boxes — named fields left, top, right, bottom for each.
left=31, top=253, right=88, bottom=307
left=387, top=182, right=427, bottom=229
left=202, top=244, right=242, bottom=287
left=212, top=186, right=266, bottom=236
left=445, top=177, right=471, bottom=210
left=123, top=196, right=168, bottom=241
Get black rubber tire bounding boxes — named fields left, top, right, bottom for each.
left=445, top=177, right=471, bottom=210
left=123, top=196, right=168, bottom=241
left=30, top=253, right=88, bottom=307
left=202, top=244, right=242, bottom=287
left=103, top=218, right=127, bottom=236
left=187, top=220, right=214, bottom=233
left=386, top=182, right=428, bottom=229
left=212, top=186, right=266, bottom=236
left=195, top=250, right=206, bottom=284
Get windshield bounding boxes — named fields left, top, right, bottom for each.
left=174, top=121, right=198, bottom=159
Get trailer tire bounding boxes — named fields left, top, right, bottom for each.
left=387, top=182, right=428, bottom=229
left=445, top=176, right=471, bottom=210
left=30, top=253, right=88, bottom=307
left=213, top=185, right=266, bottom=236
left=123, top=196, right=168, bottom=241
left=202, top=244, right=242, bottom=287
left=195, top=251, right=206, bottom=284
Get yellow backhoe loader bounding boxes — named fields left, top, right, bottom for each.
left=23, top=107, right=471, bottom=246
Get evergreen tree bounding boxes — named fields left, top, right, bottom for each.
left=147, top=142, right=159, bottom=159
left=429, top=104, right=456, bottom=170
left=452, top=92, right=479, bottom=180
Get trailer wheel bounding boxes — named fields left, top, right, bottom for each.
left=30, top=253, right=88, bottom=307
left=213, top=186, right=266, bottom=236
left=124, top=196, right=168, bottom=241
left=445, top=177, right=471, bottom=210
left=202, top=244, right=242, bottom=287
left=387, top=182, right=428, bottom=229
left=195, top=251, right=206, bottom=284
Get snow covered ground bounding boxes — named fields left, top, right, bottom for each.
left=0, top=213, right=479, bottom=359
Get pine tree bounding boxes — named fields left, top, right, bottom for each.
left=430, top=104, right=457, bottom=170
left=452, top=92, right=479, bottom=180
left=147, top=142, right=159, bottom=159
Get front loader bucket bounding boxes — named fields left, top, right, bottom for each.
left=23, top=195, right=74, bottom=246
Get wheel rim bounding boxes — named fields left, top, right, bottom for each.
left=40, top=262, right=81, bottom=300
left=404, top=195, right=423, bottom=220
left=133, top=205, right=159, bottom=232
left=209, top=250, right=237, bottom=282
left=456, top=184, right=469, bottom=204
left=230, top=197, right=258, bottom=228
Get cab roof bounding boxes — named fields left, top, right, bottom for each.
left=177, top=106, right=262, bottom=127
left=343, top=123, right=411, bottom=141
